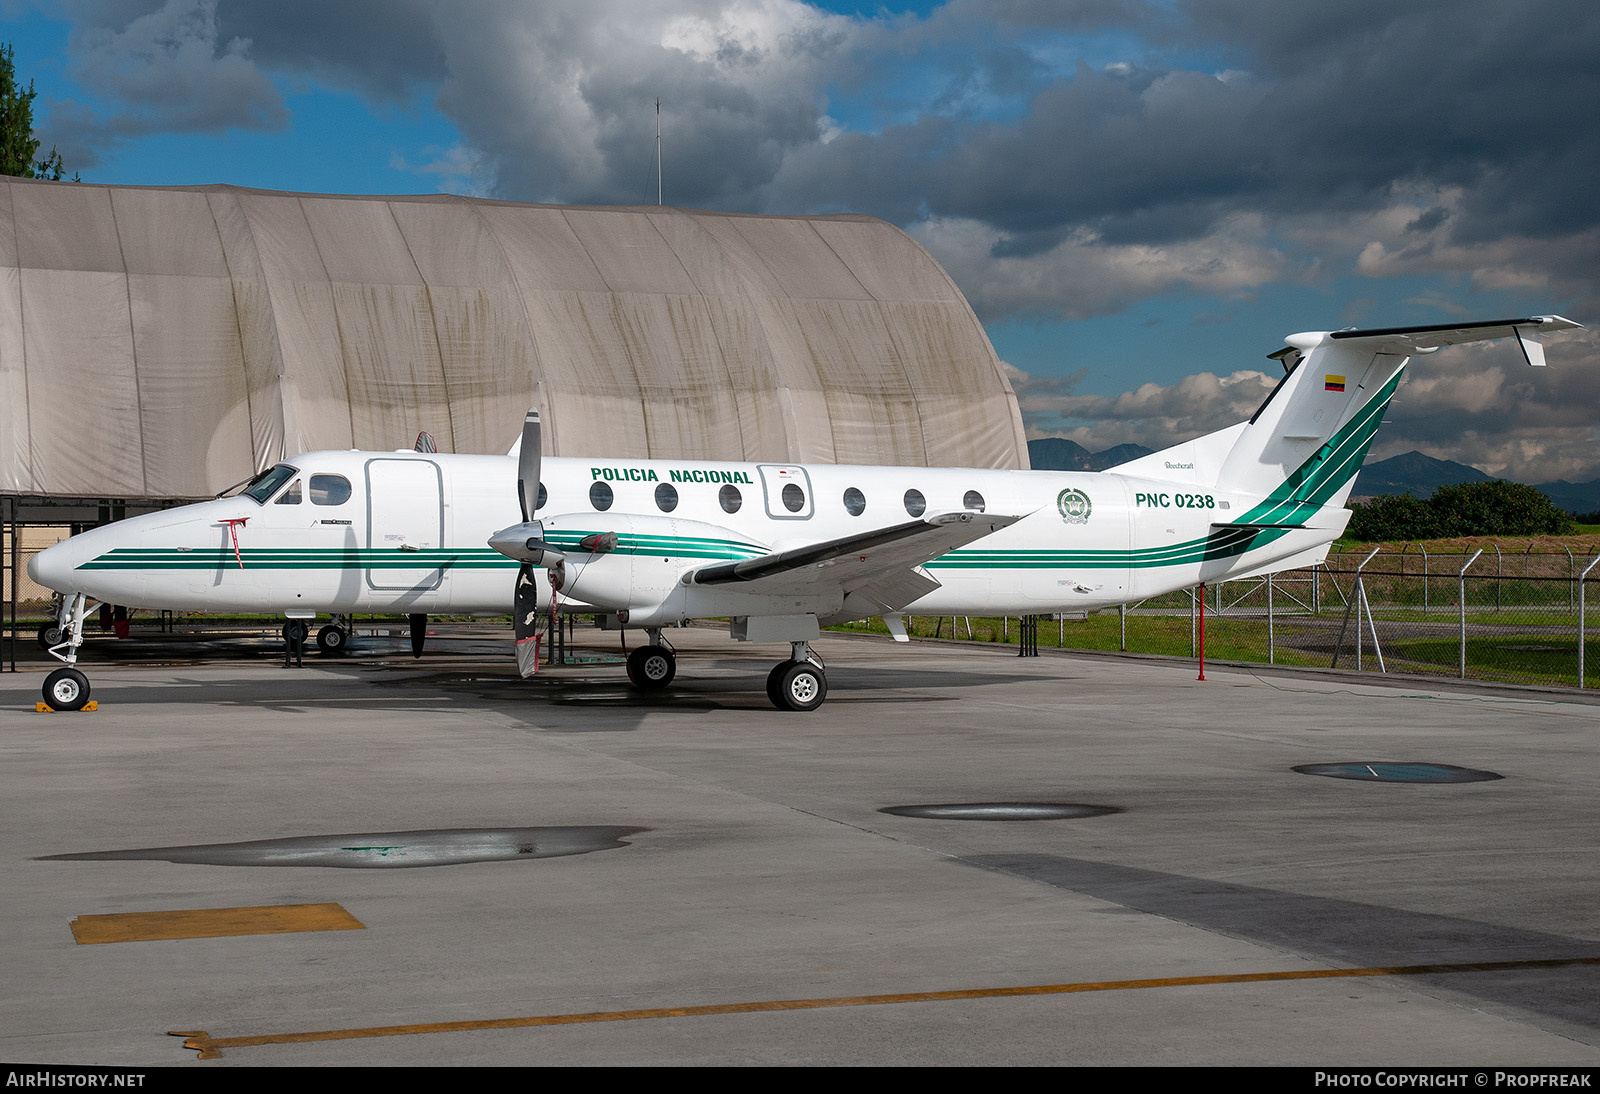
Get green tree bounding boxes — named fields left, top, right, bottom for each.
left=1428, top=480, right=1576, bottom=537
left=1347, top=492, right=1440, bottom=541
left=1, top=43, right=68, bottom=180
left=1349, top=480, right=1577, bottom=541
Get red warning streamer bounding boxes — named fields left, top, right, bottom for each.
left=218, top=518, right=248, bottom=569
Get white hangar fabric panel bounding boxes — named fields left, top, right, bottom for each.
left=0, top=177, right=1028, bottom=500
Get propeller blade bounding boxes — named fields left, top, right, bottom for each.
left=408, top=613, right=427, bottom=659
left=513, top=563, right=541, bottom=677
left=518, top=409, right=541, bottom=523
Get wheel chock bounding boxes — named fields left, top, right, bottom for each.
left=36, top=701, right=98, bottom=713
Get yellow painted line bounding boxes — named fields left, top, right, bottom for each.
left=72, top=903, right=364, bottom=944
left=169, top=955, right=1600, bottom=1060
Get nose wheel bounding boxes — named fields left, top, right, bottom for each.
left=43, top=667, right=91, bottom=712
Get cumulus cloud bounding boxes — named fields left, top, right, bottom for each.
left=1013, top=361, right=1277, bottom=451
left=50, top=1, right=1600, bottom=287
left=910, top=212, right=1287, bottom=321
left=51, top=0, right=284, bottom=163
left=1370, top=327, right=1600, bottom=482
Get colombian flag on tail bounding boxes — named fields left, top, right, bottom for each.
left=1324, top=374, right=1345, bottom=392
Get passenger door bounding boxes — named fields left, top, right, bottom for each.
left=366, top=459, right=445, bottom=591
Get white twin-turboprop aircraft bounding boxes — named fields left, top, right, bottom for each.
left=27, top=316, right=1578, bottom=713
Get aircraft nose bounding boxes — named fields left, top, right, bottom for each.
left=27, top=538, right=80, bottom=592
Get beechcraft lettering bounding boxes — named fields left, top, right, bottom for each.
left=28, top=316, right=1580, bottom=714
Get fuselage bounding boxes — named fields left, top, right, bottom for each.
left=28, top=449, right=1345, bottom=621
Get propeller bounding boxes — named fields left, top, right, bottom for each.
left=514, top=410, right=546, bottom=677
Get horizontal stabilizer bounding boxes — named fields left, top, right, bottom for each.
left=1323, top=315, right=1579, bottom=359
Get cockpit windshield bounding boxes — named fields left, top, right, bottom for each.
left=234, top=464, right=300, bottom=504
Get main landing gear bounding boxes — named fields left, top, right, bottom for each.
left=316, top=619, right=350, bottom=653
left=619, top=631, right=827, bottom=712
left=39, top=592, right=91, bottom=711
left=626, top=630, right=677, bottom=690
left=766, top=642, right=826, bottom=712
left=284, top=616, right=352, bottom=657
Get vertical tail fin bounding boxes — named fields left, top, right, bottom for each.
left=1112, top=316, right=1578, bottom=516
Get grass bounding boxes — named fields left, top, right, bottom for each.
left=831, top=610, right=1600, bottom=688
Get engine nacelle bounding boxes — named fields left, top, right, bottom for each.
left=535, top=513, right=765, bottom=611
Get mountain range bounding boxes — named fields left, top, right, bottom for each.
left=1026, top=441, right=1600, bottom=516
left=1026, top=438, right=1154, bottom=473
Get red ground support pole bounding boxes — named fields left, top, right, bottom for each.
left=1198, top=581, right=1206, bottom=681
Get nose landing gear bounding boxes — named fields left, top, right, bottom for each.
left=40, top=592, right=92, bottom=711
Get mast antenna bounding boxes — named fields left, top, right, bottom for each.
left=656, top=98, right=662, bottom=206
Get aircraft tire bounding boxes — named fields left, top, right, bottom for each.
left=316, top=625, right=347, bottom=653
left=282, top=620, right=309, bottom=645
left=774, top=661, right=827, bottom=712
left=628, top=645, right=676, bottom=690
left=765, top=662, right=788, bottom=707
left=37, top=622, right=63, bottom=649
left=43, top=667, right=90, bottom=712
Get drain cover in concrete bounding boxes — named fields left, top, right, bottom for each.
left=1293, top=762, right=1503, bottom=784
left=40, top=826, right=648, bottom=869
left=879, top=802, right=1119, bottom=821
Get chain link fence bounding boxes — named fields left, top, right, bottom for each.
left=837, top=544, right=1600, bottom=691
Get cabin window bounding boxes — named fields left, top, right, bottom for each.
left=536, top=483, right=547, bottom=511
left=590, top=481, right=614, bottom=511
left=781, top=482, right=806, bottom=513
left=655, top=482, right=678, bottom=513
left=275, top=480, right=302, bottom=505
left=843, top=487, right=866, bottom=516
left=903, top=488, right=926, bottom=517
left=241, top=464, right=297, bottom=504
left=963, top=489, right=985, bottom=512
left=719, top=484, right=742, bottom=514
left=309, top=474, right=352, bottom=506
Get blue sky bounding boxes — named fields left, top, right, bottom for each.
left=6, top=0, right=1597, bottom=480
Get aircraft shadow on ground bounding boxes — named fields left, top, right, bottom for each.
left=13, top=657, right=1055, bottom=727
left=964, top=854, right=1600, bottom=1041
left=40, top=826, right=649, bottom=869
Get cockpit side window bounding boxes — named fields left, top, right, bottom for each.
left=241, top=464, right=299, bottom=504
left=275, top=479, right=302, bottom=504
left=309, top=474, right=353, bottom=506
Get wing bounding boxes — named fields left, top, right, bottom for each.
left=686, top=510, right=1022, bottom=613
